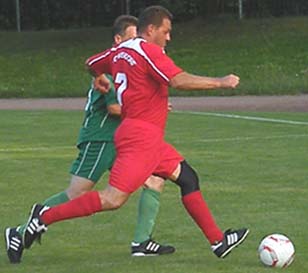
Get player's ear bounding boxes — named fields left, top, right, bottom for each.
left=147, top=24, right=155, bottom=36
left=114, top=34, right=122, bottom=45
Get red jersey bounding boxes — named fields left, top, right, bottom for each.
left=86, top=38, right=183, bottom=129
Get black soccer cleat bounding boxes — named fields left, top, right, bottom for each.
left=211, top=228, right=250, bottom=258
left=5, top=227, right=24, bottom=264
left=23, top=204, right=49, bottom=249
left=131, top=238, right=175, bottom=256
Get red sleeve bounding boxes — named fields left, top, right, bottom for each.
left=85, top=48, right=112, bottom=76
left=140, top=42, right=183, bottom=85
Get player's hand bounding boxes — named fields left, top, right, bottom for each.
left=220, top=74, right=240, bottom=89
left=94, top=74, right=111, bottom=93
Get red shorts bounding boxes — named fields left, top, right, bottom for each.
left=109, top=118, right=184, bottom=193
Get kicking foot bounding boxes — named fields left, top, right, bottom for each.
left=211, top=228, right=250, bottom=258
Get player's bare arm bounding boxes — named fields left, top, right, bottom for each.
left=107, top=104, right=121, bottom=116
left=94, top=74, right=111, bottom=93
left=169, top=71, right=240, bottom=90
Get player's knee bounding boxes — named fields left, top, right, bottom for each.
left=101, top=196, right=125, bottom=210
left=66, top=188, right=87, bottom=200
left=144, top=175, right=165, bottom=192
left=67, top=175, right=95, bottom=199
left=175, top=160, right=200, bottom=196
left=105, top=194, right=126, bottom=209
left=99, top=186, right=129, bottom=210
left=109, top=198, right=125, bottom=209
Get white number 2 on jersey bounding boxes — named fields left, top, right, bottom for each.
left=114, top=72, right=127, bottom=105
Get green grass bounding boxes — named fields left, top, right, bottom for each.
left=0, top=110, right=308, bottom=272
left=0, top=16, right=307, bottom=98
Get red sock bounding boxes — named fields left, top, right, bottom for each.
left=182, top=191, right=224, bottom=244
left=41, top=191, right=102, bottom=225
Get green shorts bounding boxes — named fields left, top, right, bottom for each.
left=70, top=141, right=116, bottom=183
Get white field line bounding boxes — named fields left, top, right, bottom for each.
left=174, top=111, right=308, bottom=126
left=199, top=134, right=308, bottom=143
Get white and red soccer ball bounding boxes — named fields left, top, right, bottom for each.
left=258, top=234, right=295, bottom=268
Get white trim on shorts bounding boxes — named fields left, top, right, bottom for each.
left=75, top=142, right=91, bottom=175
left=88, top=142, right=106, bottom=179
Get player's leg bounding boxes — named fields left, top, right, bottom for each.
left=157, top=142, right=249, bottom=258
left=15, top=142, right=102, bottom=233
left=71, top=141, right=174, bottom=255
left=133, top=176, right=164, bottom=244
left=171, top=161, right=224, bottom=239
left=41, top=141, right=108, bottom=205
left=21, top=135, right=151, bottom=249
left=15, top=176, right=93, bottom=237
left=68, top=141, right=116, bottom=194
left=21, top=121, right=165, bottom=253
left=11, top=141, right=104, bottom=236
left=171, top=161, right=249, bottom=258
left=65, top=140, right=117, bottom=199
left=65, top=175, right=95, bottom=199
left=131, top=175, right=175, bottom=256
left=23, top=185, right=130, bottom=249
left=5, top=141, right=112, bottom=263
left=4, top=175, right=90, bottom=264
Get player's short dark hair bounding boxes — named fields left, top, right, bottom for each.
left=138, top=5, right=173, bottom=33
left=112, top=15, right=138, bottom=38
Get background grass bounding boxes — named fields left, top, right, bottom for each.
left=0, top=16, right=307, bottom=98
left=0, top=110, right=307, bottom=272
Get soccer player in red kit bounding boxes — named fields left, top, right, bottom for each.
left=23, top=6, right=249, bottom=259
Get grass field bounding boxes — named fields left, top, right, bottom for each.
left=0, top=110, right=308, bottom=273
left=0, top=16, right=307, bottom=97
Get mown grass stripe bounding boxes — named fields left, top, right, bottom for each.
left=0, top=146, right=73, bottom=152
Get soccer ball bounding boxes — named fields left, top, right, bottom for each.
left=258, top=234, right=295, bottom=268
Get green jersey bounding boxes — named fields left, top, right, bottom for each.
left=77, top=75, right=120, bottom=145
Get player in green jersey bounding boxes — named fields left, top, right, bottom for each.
left=5, top=15, right=174, bottom=264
